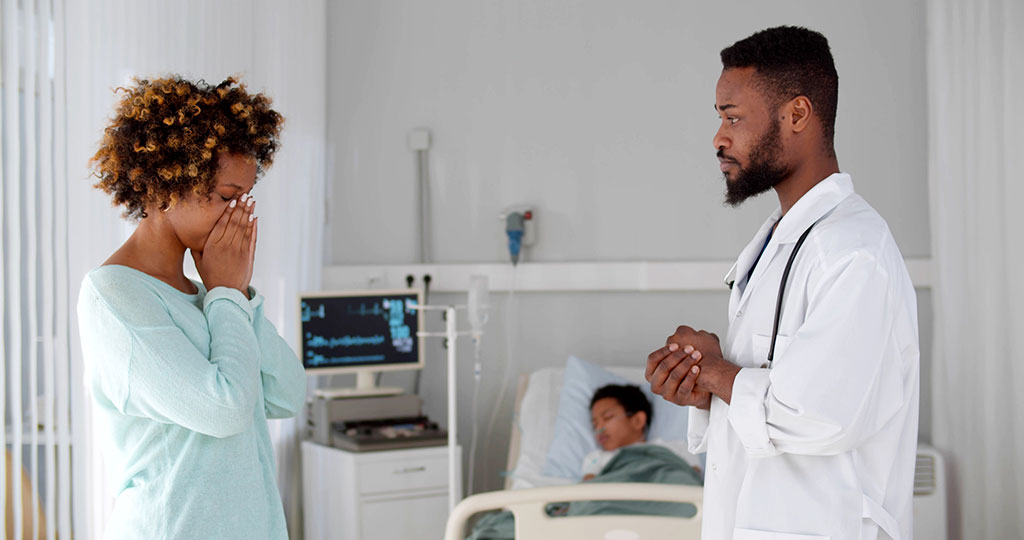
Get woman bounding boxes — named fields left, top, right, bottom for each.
left=77, top=76, right=306, bottom=539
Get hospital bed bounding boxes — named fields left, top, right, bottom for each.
left=443, top=366, right=703, bottom=540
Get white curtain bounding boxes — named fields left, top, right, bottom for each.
left=1, top=1, right=74, bottom=538
left=62, top=1, right=326, bottom=537
left=927, top=0, right=1024, bottom=538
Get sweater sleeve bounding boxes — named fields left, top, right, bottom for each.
left=81, top=278, right=262, bottom=438
left=249, top=290, right=307, bottom=419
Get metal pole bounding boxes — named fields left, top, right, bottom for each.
left=417, top=151, right=423, bottom=262
left=419, top=150, right=431, bottom=263
left=446, top=306, right=458, bottom=510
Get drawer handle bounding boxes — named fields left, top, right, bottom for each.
left=393, top=466, right=426, bottom=474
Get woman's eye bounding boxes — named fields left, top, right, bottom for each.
left=220, top=195, right=232, bottom=202
left=728, top=117, right=739, bottom=125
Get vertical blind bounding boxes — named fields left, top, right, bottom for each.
left=1, top=0, right=73, bottom=538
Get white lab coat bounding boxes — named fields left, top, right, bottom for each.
left=688, top=173, right=919, bottom=540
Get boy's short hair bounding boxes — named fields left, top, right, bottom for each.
left=590, top=384, right=653, bottom=429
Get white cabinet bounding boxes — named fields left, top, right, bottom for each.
left=301, top=441, right=461, bottom=540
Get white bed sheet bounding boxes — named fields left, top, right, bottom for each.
left=508, top=365, right=687, bottom=490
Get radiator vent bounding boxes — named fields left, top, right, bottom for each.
left=912, top=444, right=947, bottom=540
left=914, top=453, right=936, bottom=496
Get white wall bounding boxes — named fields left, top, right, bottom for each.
left=325, top=0, right=930, bottom=494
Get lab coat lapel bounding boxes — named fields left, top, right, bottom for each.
left=731, top=173, right=856, bottom=319
left=729, top=212, right=781, bottom=319
left=733, top=237, right=782, bottom=320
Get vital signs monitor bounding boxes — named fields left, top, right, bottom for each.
left=298, top=289, right=424, bottom=397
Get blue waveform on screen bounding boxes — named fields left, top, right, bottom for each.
left=300, top=301, right=326, bottom=322
left=346, top=298, right=418, bottom=318
left=305, top=334, right=386, bottom=348
left=347, top=303, right=386, bottom=317
left=302, top=296, right=418, bottom=358
left=305, top=351, right=387, bottom=367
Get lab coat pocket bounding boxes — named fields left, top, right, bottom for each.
left=733, top=528, right=829, bottom=540
left=751, top=333, right=792, bottom=368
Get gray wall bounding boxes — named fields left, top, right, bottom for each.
left=325, top=0, right=931, bottom=494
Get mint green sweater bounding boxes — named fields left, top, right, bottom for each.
left=78, top=265, right=306, bottom=540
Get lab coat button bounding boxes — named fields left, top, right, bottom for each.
left=711, top=463, right=718, bottom=472
left=736, top=310, right=743, bottom=317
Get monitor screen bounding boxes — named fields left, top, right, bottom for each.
left=299, top=290, right=423, bottom=373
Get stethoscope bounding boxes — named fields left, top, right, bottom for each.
left=724, top=222, right=817, bottom=369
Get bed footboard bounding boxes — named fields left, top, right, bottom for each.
left=443, top=483, right=702, bottom=540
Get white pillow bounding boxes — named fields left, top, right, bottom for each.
left=541, top=355, right=691, bottom=479
left=509, top=368, right=574, bottom=489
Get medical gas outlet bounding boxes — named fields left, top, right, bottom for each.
left=500, top=207, right=536, bottom=265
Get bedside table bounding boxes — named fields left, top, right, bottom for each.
left=301, top=440, right=462, bottom=540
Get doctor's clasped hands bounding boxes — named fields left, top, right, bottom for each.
left=646, top=326, right=741, bottom=407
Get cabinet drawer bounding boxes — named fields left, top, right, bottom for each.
left=357, top=454, right=449, bottom=495
left=360, top=492, right=449, bottom=540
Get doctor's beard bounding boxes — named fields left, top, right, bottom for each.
left=721, top=118, right=792, bottom=207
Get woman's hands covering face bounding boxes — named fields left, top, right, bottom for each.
left=191, top=193, right=257, bottom=298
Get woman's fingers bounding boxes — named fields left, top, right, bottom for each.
left=246, top=218, right=258, bottom=288
left=207, top=200, right=235, bottom=246
left=245, top=212, right=257, bottom=269
left=250, top=217, right=258, bottom=259
left=225, top=197, right=248, bottom=244
left=241, top=200, right=255, bottom=250
left=242, top=197, right=257, bottom=248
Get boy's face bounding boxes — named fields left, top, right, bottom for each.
left=590, top=397, right=647, bottom=451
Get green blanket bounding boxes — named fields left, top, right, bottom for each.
left=466, top=445, right=701, bottom=540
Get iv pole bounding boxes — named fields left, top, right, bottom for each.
left=413, top=295, right=486, bottom=511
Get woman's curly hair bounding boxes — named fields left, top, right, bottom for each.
left=90, top=75, right=284, bottom=220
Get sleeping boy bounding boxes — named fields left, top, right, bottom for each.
left=464, top=383, right=701, bottom=539
left=583, top=384, right=701, bottom=481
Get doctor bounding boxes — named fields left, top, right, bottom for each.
left=645, top=26, right=919, bottom=540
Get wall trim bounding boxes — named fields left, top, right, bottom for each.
left=322, top=259, right=933, bottom=293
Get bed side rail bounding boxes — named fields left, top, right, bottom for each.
left=443, top=483, right=702, bottom=540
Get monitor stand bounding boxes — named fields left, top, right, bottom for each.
left=313, top=371, right=403, bottom=399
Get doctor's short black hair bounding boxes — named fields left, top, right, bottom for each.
left=720, top=26, right=839, bottom=155
left=590, top=384, right=652, bottom=429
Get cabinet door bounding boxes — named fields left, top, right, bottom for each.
left=359, top=492, right=449, bottom=540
